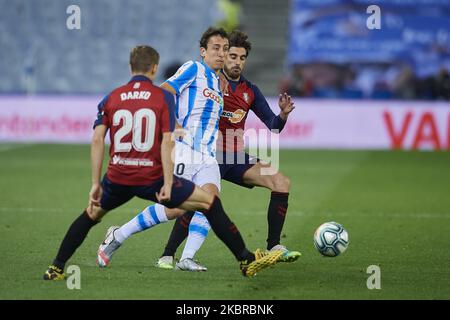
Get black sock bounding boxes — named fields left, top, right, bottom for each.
left=52, top=211, right=98, bottom=270
left=201, top=197, right=254, bottom=262
left=161, top=211, right=194, bottom=257
left=267, top=192, right=289, bottom=250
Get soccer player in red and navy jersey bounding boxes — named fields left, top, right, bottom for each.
left=158, top=30, right=301, bottom=267
left=43, top=45, right=284, bottom=280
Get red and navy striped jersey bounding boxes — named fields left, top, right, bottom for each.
left=219, top=73, right=286, bottom=152
left=94, top=75, right=175, bottom=186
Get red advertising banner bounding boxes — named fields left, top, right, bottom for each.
left=1, top=96, right=449, bottom=150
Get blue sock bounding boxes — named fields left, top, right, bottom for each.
left=114, top=203, right=168, bottom=243
left=180, top=212, right=210, bottom=260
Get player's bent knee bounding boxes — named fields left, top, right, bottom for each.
left=183, top=186, right=214, bottom=212
left=201, top=183, right=220, bottom=197
left=165, top=207, right=186, bottom=220
left=271, top=173, right=291, bottom=192
left=86, top=206, right=106, bottom=222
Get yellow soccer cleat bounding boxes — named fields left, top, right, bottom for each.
left=279, top=250, right=301, bottom=262
left=155, top=256, right=175, bottom=270
left=43, top=265, right=65, bottom=281
left=240, top=249, right=284, bottom=277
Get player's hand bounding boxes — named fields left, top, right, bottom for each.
left=156, top=183, right=172, bottom=204
left=219, top=72, right=229, bottom=95
left=278, top=92, right=295, bottom=120
left=88, top=182, right=103, bottom=211
left=173, top=128, right=186, bottom=141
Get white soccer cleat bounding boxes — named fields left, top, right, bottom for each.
left=155, top=256, right=175, bottom=270
left=97, top=226, right=121, bottom=268
left=269, top=244, right=301, bottom=263
left=175, top=258, right=207, bottom=272
left=270, top=244, right=288, bottom=252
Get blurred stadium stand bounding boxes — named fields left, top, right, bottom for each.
left=237, top=0, right=291, bottom=96
left=1, top=0, right=449, bottom=100
left=282, top=0, right=450, bottom=100
left=0, top=0, right=223, bottom=94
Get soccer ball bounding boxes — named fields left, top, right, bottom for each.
left=314, top=222, right=349, bottom=257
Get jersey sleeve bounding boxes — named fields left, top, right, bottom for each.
left=160, top=89, right=176, bottom=133
left=164, top=61, right=198, bottom=95
left=251, top=85, right=286, bottom=132
left=93, top=94, right=110, bottom=129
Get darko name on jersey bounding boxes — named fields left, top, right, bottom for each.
left=120, top=91, right=152, bottom=101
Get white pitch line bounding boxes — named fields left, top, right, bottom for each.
left=0, top=207, right=64, bottom=213
left=0, top=144, right=34, bottom=153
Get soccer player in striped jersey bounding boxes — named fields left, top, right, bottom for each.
left=43, top=45, right=283, bottom=280
left=155, top=30, right=301, bottom=270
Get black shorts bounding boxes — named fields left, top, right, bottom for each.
left=218, top=151, right=259, bottom=189
left=100, top=175, right=195, bottom=211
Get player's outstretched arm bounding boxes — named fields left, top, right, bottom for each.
left=157, top=132, right=175, bottom=203
left=89, top=124, right=107, bottom=209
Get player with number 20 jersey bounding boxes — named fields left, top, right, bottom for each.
left=95, top=75, right=174, bottom=187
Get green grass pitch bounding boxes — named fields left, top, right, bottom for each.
left=0, top=144, right=449, bottom=299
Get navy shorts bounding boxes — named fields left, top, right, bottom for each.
left=100, top=175, right=195, bottom=211
left=218, top=151, right=259, bottom=189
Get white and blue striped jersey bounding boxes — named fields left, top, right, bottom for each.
left=165, top=60, right=223, bottom=157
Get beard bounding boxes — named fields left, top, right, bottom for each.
left=225, top=66, right=241, bottom=80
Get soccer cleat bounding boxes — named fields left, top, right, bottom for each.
left=269, top=244, right=301, bottom=263
left=43, top=265, right=65, bottom=281
left=175, top=258, right=207, bottom=272
left=240, top=249, right=284, bottom=277
left=97, top=226, right=121, bottom=267
left=155, top=256, right=175, bottom=270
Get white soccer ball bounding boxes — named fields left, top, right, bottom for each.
left=314, top=222, right=349, bottom=257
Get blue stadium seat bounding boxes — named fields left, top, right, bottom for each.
left=370, top=90, right=393, bottom=100
left=341, top=89, right=364, bottom=99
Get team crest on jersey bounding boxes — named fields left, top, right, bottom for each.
left=243, top=92, right=249, bottom=103
left=221, top=109, right=247, bottom=124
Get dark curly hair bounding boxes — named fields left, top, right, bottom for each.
left=199, top=27, right=229, bottom=49
left=229, top=30, right=252, bottom=56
